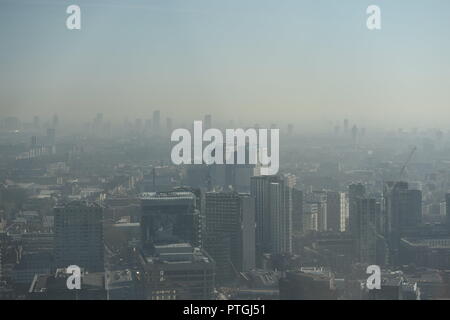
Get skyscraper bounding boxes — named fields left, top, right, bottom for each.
left=404, top=189, right=422, bottom=229
left=324, top=191, right=349, bottom=233
left=348, top=183, right=366, bottom=236
left=269, top=181, right=292, bottom=254
left=291, top=188, right=303, bottom=235
left=355, top=198, right=378, bottom=264
left=446, top=193, right=450, bottom=233
left=152, top=110, right=161, bottom=134
left=383, top=181, right=420, bottom=265
left=54, top=201, right=104, bottom=272
left=309, top=191, right=327, bottom=232
left=204, top=192, right=255, bottom=283
left=326, top=191, right=341, bottom=232
left=251, top=175, right=293, bottom=264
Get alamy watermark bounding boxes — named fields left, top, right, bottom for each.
left=170, top=121, right=279, bottom=175
left=66, top=265, right=81, bottom=290
left=366, top=265, right=381, bottom=290
left=65, top=5, right=381, bottom=31
left=66, top=5, right=81, bottom=30
left=367, top=5, right=381, bottom=30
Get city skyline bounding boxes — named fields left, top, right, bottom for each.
left=3, top=0, right=450, bottom=304
left=2, top=0, right=450, bottom=129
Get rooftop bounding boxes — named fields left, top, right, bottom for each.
left=139, top=191, right=195, bottom=201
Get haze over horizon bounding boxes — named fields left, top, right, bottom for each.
left=1, top=0, right=450, bottom=130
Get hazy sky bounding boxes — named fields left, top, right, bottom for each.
left=1, top=0, right=450, bottom=129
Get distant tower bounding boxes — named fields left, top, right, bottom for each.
left=351, top=125, right=358, bottom=142
left=344, top=119, right=349, bottom=133
left=152, top=110, right=161, bottom=133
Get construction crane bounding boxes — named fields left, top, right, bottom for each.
left=398, top=146, right=417, bottom=180
left=384, top=146, right=417, bottom=193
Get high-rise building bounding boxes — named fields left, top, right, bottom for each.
left=383, top=181, right=421, bottom=265
left=355, top=198, right=378, bottom=264
left=348, top=183, right=366, bottom=236
left=326, top=192, right=341, bottom=232
left=0, top=232, right=8, bottom=282
left=140, top=191, right=201, bottom=250
left=326, top=191, right=348, bottom=233
left=152, top=110, right=161, bottom=134
left=446, top=193, right=450, bottom=233
left=307, top=191, right=327, bottom=232
left=291, top=188, right=303, bottom=235
left=303, top=202, right=319, bottom=232
left=405, top=189, right=422, bottom=229
left=54, top=201, right=104, bottom=272
left=340, top=193, right=349, bottom=232
left=204, top=192, right=255, bottom=283
left=251, top=176, right=293, bottom=263
left=251, top=175, right=274, bottom=258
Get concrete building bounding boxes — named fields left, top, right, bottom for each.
left=137, top=243, right=215, bottom=300
left=400, top=238, right=450, bottom=269
left=54, top=201, right=104, bottom=272
left=348, top=183, right=366, bottom=237
left=204, top=192, right=255, bottom=283
left=326, top=191, right=342, bottom=232
left=279, top=267, right=337, bottom=300
left=140, top=191, right=201, bottom=250
left=355, top=198, right=378, bottom=264
left=383, top=182, right=423, bottom=265
left=251, top=176, right=293, bottom=263
left=28, top=268, right=106, bottom=300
